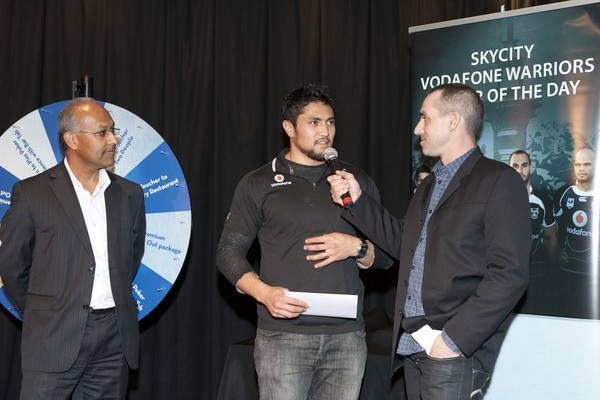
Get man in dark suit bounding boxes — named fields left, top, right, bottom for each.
left=328, top=83, right=531, bottom=399
left=0, top=97, right=146, bottom=399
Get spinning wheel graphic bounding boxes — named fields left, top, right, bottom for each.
left=0, top=101, right=191, bottom=320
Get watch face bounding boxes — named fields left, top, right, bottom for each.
left=358, top=240, right=368, bottom=258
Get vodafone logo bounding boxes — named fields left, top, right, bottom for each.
left=572, top=210, right=588, bottom=228
left=271, top=174, right=291, bottom=187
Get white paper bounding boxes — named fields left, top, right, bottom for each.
left=286, top=291, right=358, bottom=319
left=411, top=324, right=442, bottom=355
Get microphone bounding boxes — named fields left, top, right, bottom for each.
left=324, top=147, right=354, bottom=210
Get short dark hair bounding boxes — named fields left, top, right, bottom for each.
left=430, top=83, right=484, bottom=142
left=509, top=149, right=530, bottom=164
left=282, top=83, right=335, bottom=126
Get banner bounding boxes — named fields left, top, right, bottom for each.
left=410, top=1, right=599, bottom=398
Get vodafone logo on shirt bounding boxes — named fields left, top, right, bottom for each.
left=271, top=174, right=291, bottom=187
left=572, top=210, right=588, bottom=228
left=567, top=210, right=592, bottom=237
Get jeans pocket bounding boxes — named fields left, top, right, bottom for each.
left=424, top=352, right=463, bottom=362
left=470, top=368, right=490, bottom=399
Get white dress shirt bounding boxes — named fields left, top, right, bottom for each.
left=64, top=159, right=115, bottom=309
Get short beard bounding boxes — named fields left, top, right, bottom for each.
left=308, top=149, right=325, bottom=162
left=299, top=147, right=325, bottom=162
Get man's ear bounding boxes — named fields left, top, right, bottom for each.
left=448, top=111, right=461, bottom=132
left=282, top=120, right=294, bottom=137
left=64, top=132, right=77, bottom=149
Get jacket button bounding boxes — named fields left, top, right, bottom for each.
left=88, top=267, right=94, bottom=274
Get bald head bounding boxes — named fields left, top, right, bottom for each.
left=58, top=98, right=110, bottom=153
left=573, top=148, right=595, bottom=187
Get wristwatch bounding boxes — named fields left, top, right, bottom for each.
left=356, top=238, right=369, bottom=259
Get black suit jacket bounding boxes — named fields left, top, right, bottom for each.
left=342, top=148, right=531, bottom=374
left=0, top=162, right=146, bottom=372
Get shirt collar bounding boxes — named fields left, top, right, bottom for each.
left=64, top=158, right=111, bottom=194
left=432, top=146, right=477, bottom=178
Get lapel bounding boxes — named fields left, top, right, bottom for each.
left=104, top=172, right=123, bottom=266
left=49, top=163, right=94, bottom=256
left=429, top=147, right=483, bottom=214
left=419, top=175, right=434, bottom=219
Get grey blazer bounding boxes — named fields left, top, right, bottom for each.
left=0, top=162, right=146, bottom=372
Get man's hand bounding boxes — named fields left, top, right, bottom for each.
left=304, top=233, right=363, bottom=268
left=257, top=286, right=309, bottom=319
left=237, top=272, right=308, bottom=318
left=327, top=171, right=362, bottom=207
left=429, top=334, right=461, bottom=359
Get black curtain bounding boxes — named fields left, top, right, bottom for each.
left=0, top=0, right=564, bottom=398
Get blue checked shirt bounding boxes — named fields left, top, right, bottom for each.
left=397, top=147, right=476, bottom=356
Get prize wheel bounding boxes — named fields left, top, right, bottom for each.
left=0, top=100, right=192, bottom=320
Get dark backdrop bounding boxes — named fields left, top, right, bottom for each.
left=0, top=0, right=563, bottom=398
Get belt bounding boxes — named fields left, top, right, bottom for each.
left=89, top=307, right=115, bottom=315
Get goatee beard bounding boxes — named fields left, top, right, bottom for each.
left=305, top=149, right=325, bottom=162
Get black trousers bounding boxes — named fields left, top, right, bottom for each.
left=20, top=308, right=129, bottom=400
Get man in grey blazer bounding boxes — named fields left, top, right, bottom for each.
left=328, top=84, right=531, bottom=399
left=0, top=97, right=146, bottom=399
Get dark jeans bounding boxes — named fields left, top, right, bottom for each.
left=403, top=352, right=490, bottom=400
